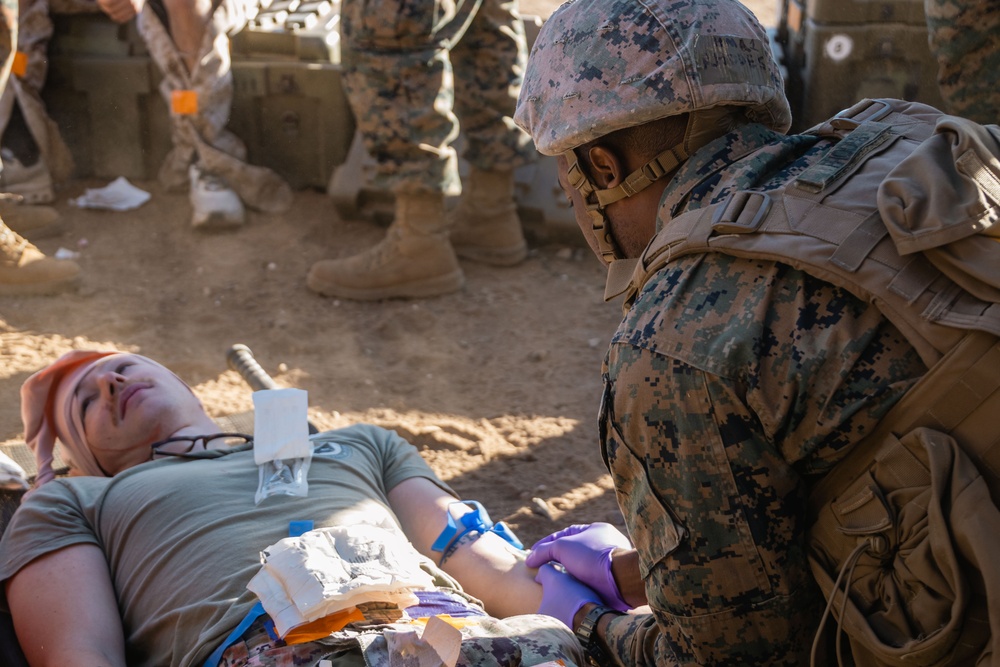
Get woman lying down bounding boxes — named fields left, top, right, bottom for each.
left=0, top=350, right=588, bottom=667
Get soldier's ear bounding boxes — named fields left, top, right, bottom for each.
left=585, top=145, right=625, bottom=189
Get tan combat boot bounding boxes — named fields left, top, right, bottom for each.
left=0, top=149, right=54, bottom=204
left=0, top=222, right=80, bottom=295
left=0, top=200, right=62, bottom=238
left=307, top=192, right=464, bottom=300
left=448, top=168, right=527, bottom=266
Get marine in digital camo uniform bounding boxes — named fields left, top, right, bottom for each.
left=925, top=0, right=1000, bottom=124
left=514, top=0, right=928, bottom=664
left=0, top=0, right=80, bottom=295
left=307, top=0, right=537, bottom=301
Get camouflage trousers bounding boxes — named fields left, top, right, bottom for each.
left=137, top=0, right=292, bottom=212
left=218, top=610, right=584, bottom=666
left=340, top=0, right=535, bottom=195
left=924, top=0, right=1000, bottom=124
left=0, top=0, right=73, bottom=182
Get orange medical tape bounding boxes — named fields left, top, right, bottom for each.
left=11, top=51, right=27, bottom=78
left=171, top=90, right=199, bottom=115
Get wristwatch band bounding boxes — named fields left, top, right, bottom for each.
left=574, top=604, right=621, bottom=667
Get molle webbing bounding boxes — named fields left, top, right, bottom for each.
left=625, top=99, right=1000, bottom=369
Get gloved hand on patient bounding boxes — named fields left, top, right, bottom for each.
left=526, top=522, right=633, bottom=612
left=534, top=563, right=603, bottom=628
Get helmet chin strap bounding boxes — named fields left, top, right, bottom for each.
left=563, top=107, right=747, bottom=264
left=564, top=144, right=688, bottom=264
left=564, top=148, right=622, bottom=264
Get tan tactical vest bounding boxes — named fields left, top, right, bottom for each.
left=614, top=98, right=1000, bottom=665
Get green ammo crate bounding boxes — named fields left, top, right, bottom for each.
left=775, top=0, right=945, bottom=131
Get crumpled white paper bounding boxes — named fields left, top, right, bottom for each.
left=247, top=523, right=436, bottom=637
left=0, top=450, right=29, bottom=490
left=69, top=177, right=151, bottom=211
left=385, top=616, right=463, bottom=667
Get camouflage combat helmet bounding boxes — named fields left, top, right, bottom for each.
left=514, top=0, right=792, bottom=262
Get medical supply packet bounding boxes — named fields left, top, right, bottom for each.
left=247, top=523, right=436, bottom=637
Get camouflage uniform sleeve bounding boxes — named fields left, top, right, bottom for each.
left=597, top=254, right=927, bottom=666
left=600, top=351, right=823, bottom=665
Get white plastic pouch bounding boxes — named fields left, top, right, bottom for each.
left=253, top=388, right=312, bottom=505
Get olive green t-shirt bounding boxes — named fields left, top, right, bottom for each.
left=0, top=424, right=456, bottom=667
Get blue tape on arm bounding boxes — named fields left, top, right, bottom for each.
left=431, top=501, right=488, bottom=553
left=491, top=520, right=523, bottom=550
left=431, top=500, right=524, bottom=555
left=431, top=506, right=462, bottom=553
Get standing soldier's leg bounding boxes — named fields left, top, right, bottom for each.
left=0, top=0, right=64, bottom=203
left=307, top=0, right=477, bottom=300
left=0, top=0, right=68, bottom=236
left=0, top=0, right=79, bottom=294
left=925, top=0, right=1000, bottom=124
left=139, top=0, right=291, bottom=229
left=447, top=0, right=534, bottom=266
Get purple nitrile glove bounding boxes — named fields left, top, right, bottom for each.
left=525, top=523, right=632, bottom=612
left=535, top=563, right=603, bottom=629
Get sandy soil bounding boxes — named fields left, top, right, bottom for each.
left=2, top=181, right=628, bottom=544
left=0, top=0, right=775, bottom=546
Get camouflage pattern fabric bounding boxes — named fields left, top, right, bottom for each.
left=339, top=0, right=535, bottom=195
left=219, top=604, right=584, bottom=666
left=138, top=0, right=292, bottom=212
left=597, top=123, right=928, bottom=665
left=512, top=0, right=791, bottom=157
left=924, top=0, right=1000, bottom=124
left=0, top=0, right=73, bottom=181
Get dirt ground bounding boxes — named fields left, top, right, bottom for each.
left=0, top=0, right=776, bottom=547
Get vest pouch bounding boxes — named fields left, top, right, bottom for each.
left=807, top=427, right=1000, bottom=666
left=877, top=116, right=1000, bottom=304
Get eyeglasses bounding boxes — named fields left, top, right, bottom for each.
left=150, top=433, right=253, bottom=460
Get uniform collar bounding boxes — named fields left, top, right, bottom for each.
left=657, top=123, right=797, bottom=230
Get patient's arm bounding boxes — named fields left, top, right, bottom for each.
left=6, top=544, right=126, bottom=667
left=388, top=477, right=542, bottom=618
